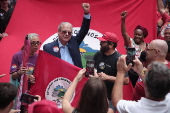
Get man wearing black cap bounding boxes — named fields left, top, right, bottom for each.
left=93, top=32, right=129, bottom=112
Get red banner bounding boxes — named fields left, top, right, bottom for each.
left=30, top=50, right=87, bottom=112
left=0, top=0, right=156, bottom=83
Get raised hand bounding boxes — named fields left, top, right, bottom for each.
left=117, top=55, right=132, bottom=74
left=121, top=11, right=127, bottom=19
left=131, top=57, right=143, bottom=75
left=75, top=68, right=86, bottom=81
left=82, top=3, right=90, bottom=14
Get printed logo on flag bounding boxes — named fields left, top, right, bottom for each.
left=45, top=77, right=75, bottom=108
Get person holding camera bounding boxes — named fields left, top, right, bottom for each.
left=112, top=55, right=170, bottom=113
left=43, top=3, right=91, bottom=68
left=133, top=39, right=170, bottom=101
left=121, top=11, right=149, bottom=87
left=93, top=32, right=129, bottom=112
left=62, top=68, right=114, bottom=113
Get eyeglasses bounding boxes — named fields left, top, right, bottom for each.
left=146, top=47, right=159, bottom=52
left=30, top=41, right=41, bottom=46
left=61, top=30, right=72, bottom=35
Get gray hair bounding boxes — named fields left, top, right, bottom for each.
left=27, top=33, right=39, bottom=41
left=145, top=61, right=170, bottom=99
left=58, top=22, right=73, bottom=31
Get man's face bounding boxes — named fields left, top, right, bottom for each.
left=30, top=36, right=41, bottom=53
left=146, top=44, right=157, bottom=62
left=133, top=29, right=144, bottom=44
left=58, top=24, right=72, bottom=45
left=100, top=41, right=109, bottom=53
left=0, top=0, right=9, bottom=8
left=164, top=29, right=170, bottom=41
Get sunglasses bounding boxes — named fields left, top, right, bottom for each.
left=61, top=30, right=72, bottom=35
left=30, top=41, right=41, bottom=46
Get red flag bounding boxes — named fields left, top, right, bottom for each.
left=22, top=35, right=31, bottom=93
left=0, top=0, right=156, bottom=82
left=22, top=35, right=30, bottom=67
left=30, top=50, right=88, bottom=112
left=0, top=0, right=156, bottom=103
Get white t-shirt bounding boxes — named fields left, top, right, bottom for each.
left=117, top=93, right=170, bottom=113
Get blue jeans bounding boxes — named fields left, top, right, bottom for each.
left=109, top=100, right=117, bottom=112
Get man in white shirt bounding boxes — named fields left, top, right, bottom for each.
left=112, top=55, right=170, bottom=113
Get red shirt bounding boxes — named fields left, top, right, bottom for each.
left=132, top=61, right=170, bottom=101
left=158, top=12, right=170, bottom=40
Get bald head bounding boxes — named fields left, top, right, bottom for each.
left=150, top=39, right=168, bottom=57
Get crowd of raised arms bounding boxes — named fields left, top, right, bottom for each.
left=0, top=0, right=170, bottom=113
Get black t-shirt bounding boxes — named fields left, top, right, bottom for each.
left=93, top=51, right=121, bottom=100
left=0, top=8, right=14, bottom=33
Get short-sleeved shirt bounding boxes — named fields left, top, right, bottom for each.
left=10, top=51, right=38, bottom=81
left=93, top=51, right=125, bottom=100
left=132, top=61, right=170, bottom=101
left=0, top=8, right=14, bottom=33
left=117, top=93, right=170, bottom=113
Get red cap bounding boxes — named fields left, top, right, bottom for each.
left=97, top=32, right=119, bottom=43
left=28, top=100, right=60, bottom=113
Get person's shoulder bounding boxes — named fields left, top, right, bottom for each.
left=44, top=40, right=58, bottom=47
left=113, top=51, right=121, bottom=57
left=13, top=51, right=22, bottom=56
left=94, top=51, right=102, bottom=56
left=117, top=99, right=139, bottom=112
left=12, top=51, right=23, bottom=58
left=93, top=51, right=102, bottom=60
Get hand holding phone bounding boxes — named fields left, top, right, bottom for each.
left=126, top=47, right=136, bottom=66
left=85, top=60, right=95, bottom=77
left=20, top=93, right=38, bottom=104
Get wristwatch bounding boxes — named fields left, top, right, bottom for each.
left=141, top=68, right=147, bottom=76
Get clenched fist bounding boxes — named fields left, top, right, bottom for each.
left=82, top=3, right=90, bottom=14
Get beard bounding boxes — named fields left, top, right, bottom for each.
left=100, top=44, right=109, bottom=53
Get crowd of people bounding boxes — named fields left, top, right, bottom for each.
left=0, top=0, right=170, bottom=113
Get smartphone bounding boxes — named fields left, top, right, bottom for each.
left=126, top=47, right=136, bottom=66
left=20, top=93, right=38, bottom=104
left=85, top=60, right=95, bottom=77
